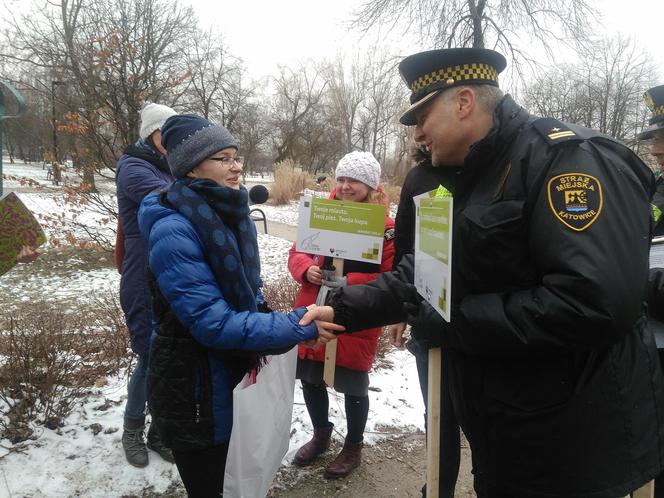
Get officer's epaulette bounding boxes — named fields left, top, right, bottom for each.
left=532, top=118, right=583, bottom=146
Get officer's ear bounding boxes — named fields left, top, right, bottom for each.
left=455, top=87, right=476, bottom=120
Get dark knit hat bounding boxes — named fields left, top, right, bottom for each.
left=398, top=48, right=507, bottom=125
left=637, top=85, right=664, bottom=140
left=160, top=114, right=238, bottom=178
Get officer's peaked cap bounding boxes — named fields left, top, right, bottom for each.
left=398, top=48, right=507, bottom=126
left=637, top=85, right=664, bottom=140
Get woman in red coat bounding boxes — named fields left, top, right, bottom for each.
left=288, top=151, right=395, bottom=478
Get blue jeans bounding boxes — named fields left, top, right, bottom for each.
left=124, top=353, right=148, bottom=424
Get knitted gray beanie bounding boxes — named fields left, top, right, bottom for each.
left=139, top=103, right=176, bottom=140
left=160, top=114, right=238, bottom=179
left=335, top=151, right=381, bottom=190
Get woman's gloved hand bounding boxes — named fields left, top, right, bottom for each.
left=320, top=268, right=347, bottom=288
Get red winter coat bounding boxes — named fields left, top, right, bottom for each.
left=288, top=189, right=395, bottom=372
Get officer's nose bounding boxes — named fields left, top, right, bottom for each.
left=413, top=124, right=425, bottom=144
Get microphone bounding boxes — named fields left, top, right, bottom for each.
left=249, top=184, right=269, bottom=205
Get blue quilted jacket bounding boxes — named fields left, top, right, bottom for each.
left=138, top=192, right=317, bottom=448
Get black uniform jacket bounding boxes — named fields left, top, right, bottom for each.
left=330, top=95, right=664, bottom=497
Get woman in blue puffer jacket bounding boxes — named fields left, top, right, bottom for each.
left=138, top=114, right=338, bottom=497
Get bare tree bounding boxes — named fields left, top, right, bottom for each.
left=588, top=38, right=655, bottom=140
left=321, top=56, right=368, bottom=153
left=232, top=100, right=270, bottom=176
left=316, top=51, right=407, bottom=174
left=2, top=0, right=195, bottom=180
left=522, top=64, right=589, bottom=124
left=217, top=64, right=258, bottom=133
left=183, top=30, right=256, bottom=131
left=361, top=53, right=405, bottom=165
left=523, top=37, right=656, bottom=144
left=184, top=30, right=233, bottom=120
left=270, top=64, right=327, bottom=166
left=351, top=0, right=597, bottom=69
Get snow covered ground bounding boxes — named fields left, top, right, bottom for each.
left=1, top=159, right=421, bottom=497
left=1, top=349, right=423, bottom=497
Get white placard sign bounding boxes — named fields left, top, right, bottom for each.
left=296, top=196, right=386, bottom=264
left=651, top=237, right=664, bottom=268
left=414, top=187, right=453, bottom=321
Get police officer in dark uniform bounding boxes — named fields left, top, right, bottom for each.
left=303, top=48, right=664, bottom=498
left=641, top=85, right=664, bottom=498
left=640, top=85, right=664, bottom=236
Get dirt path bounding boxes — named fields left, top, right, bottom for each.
left=268, top=432, right=474, bottom=498
left=263, top=219, right=297, bottom=242
left=139, top=431, right=474, bottom=498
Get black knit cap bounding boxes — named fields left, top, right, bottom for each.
left=637, top=85, right=664, bottom=140
left=398, top=48, right=507, bottom=125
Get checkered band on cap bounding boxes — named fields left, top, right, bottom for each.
left=654, top=106, right=664, bottom=117
left=411, top=63, right=499, bottom=92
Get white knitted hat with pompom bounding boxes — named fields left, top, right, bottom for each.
left=335, top=151, right=381, bottom=190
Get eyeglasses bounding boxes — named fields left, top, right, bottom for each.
left=207, top=156, right=244, bottom=166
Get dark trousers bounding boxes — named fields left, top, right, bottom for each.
left=172, top=443, right=229, bottom=498
left=473, top=477, right=517, bottom=498
left=301, top=380, right=369, bottom=443
left=657, top=350, right=664, bottom=498
left=408, top=338, right=461, bottom=498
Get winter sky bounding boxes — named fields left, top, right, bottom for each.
left=193, top=0, right=664, bottom=81
left=0, top=0, right=662, bottom=82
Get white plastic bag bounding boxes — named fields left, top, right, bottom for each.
left=223, top=347, right=297, bottom=498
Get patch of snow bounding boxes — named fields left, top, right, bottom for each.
left=1, top=164, right=422, bottom=497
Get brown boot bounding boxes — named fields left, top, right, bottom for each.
left=324, top=438, right=362, bottom=478
left=292, top=424, right=333, bottom=466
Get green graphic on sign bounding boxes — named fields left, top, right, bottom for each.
left=361, top=242, right=380, bottom=260
left=418, top=198, right=450, bottom=265
left=434, top=185, right=453, bottom=198
left=309, top=198, right=385, bottom=237
left=438, top=284, right=447, bottom=311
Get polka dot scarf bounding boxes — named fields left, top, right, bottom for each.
left=164, top=177, right=261, bottom=312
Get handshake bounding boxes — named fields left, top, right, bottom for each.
left=298, top=300, right=452, bottom=350
left=299, top=304, right=341, bottom=349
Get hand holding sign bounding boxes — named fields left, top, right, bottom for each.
left=0, top=192, right=46, bottom=276
left=306, top=265, right=323, bottom=285
left=16, top=245, right=40, bottom=263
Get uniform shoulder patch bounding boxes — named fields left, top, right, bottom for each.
left=384, top=228, right=395, bottom=240
left=532, top=118, right=582, bottom=146
left=547, top=173, right=603, bottom=231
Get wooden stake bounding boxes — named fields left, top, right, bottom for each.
left=323, top=258, right=344, bottom=387
left=427, top=347, right=442, bottom=498
left=632, top=480, right=655, bottom=498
